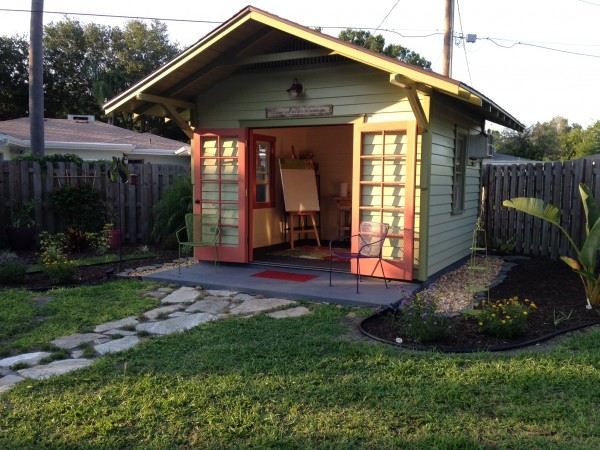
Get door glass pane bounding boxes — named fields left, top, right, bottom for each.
left=201, top=159, right=218, bottom=179
left=384, top=132, right=406, bottom=155
left=220, top=137, right=239, bottom=157
left=201, top=182, right=219, bottom=201
left=220, top=159, right=238, bottom=181
left=201, top=137, right=218, bottom=157
left=360, top=159, right=382, bottom=182
left=362, top=133, right=383, bottom=155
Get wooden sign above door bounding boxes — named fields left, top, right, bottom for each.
left=266, top=105, right=333, bottom=119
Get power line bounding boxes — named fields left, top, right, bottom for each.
left=483, top=37, right=600, bottom=58
left=374, top=0, right=401, bottom=32
left=455, top=0, right=473, bottom=85
left=575, top=0, right=600, bottom=7
left=0, top=7, right=223, bottom=24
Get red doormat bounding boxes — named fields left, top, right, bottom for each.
left=252, top=270, right=318, bottom=282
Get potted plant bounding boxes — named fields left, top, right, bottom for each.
left=7, top=201, right=37, bottom=250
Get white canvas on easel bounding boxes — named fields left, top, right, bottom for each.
left=279, top=160, right=320, bottom=212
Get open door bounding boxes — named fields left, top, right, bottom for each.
left=193, top=129, right=248, bottom=263
left=352, top=121, right=417, bottom=280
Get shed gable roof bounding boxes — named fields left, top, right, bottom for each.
left=104, top=5, right=523, bottom=131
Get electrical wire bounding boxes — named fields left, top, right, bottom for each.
left=455, top=0, right=473, bottom=85
left=374, top=0, right=401, bottom=32
left=483, top=37, right=600, bottom=58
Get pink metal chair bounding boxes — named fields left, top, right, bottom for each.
left=329, top=221, right=390, bottom=294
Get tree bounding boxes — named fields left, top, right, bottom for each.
left=0, top=35, right=29, bottom=120
left=494, top=116, right=600, bottom=161
left=338, top=29, right=431, bottom=69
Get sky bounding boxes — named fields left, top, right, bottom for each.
left=1, top=0, right=600, bottom=129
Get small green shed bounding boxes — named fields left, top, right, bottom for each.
left=105, top=5, right=523, bottom=281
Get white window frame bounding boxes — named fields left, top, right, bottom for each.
left=452, top=127, right=468, bottom=215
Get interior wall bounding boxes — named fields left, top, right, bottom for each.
left=252, top=125, right=353, bottom=249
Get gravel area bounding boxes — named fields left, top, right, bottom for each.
left=420, top=256, right=505, bottom=314
left=119, top=258, right=196, bottom=277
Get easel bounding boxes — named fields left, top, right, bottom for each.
left=288, top=211, right=321, bottom=249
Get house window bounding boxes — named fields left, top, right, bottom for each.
left=254, top=136, right=275, bottom=208
left=452, top=128, right=467, bottom=214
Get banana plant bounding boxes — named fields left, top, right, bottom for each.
left=503, top=183, right=599, bottom=309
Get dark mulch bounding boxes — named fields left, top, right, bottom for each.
left=1, top=249, right=177, bottom=291
left=361, top=257, right=600, bottom=351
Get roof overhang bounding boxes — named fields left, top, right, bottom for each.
left=104, top=5, right=524, bottom=132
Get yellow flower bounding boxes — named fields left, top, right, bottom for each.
left=530, top=303, right=537, bottom=309
left=523, top=311, right=528, bottom=316
left=501, top=320, right=506, bottom=324
left=506, top=315, right=511, bottom=319
left=478, top=322, right=484, bottom=326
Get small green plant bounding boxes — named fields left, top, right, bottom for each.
left=493, top=237, right=516, bottom=255
left=39, top=348, right=70, bottom=364
left=396, top=294, right=449, bottom=343
left=10, top=201, right=36, bottom=229
left=553, top=309, right=573, bottom=327
left=0, top=251, right=27, bottom=284
left=470, top=296, right=537, bottom=338
left=80, top=343, right=97, bottom=359
left=40, top=232, right=77, bottom=284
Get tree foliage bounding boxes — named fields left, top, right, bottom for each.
left=493, top=116, right=600, bottom=161
left=338, top=29, right=431, bottom=69
left=0, top=18, right=184, bottom=140
left=0, top=35, right=29, bottom=120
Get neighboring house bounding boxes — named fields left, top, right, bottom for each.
left=104, top=5, right=524, bottom=282
left=483, top=152, right=536, bottom=165
left=0, top=115, right=190, bottom=166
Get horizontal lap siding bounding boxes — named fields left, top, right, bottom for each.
left=427, top=97, right=482, bottom=277
left=196, top=63, right=415, bottom=127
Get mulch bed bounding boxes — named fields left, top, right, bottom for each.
left=1, top=249, right=177, bottom=291
left=361, top=257, right=600, bottom=352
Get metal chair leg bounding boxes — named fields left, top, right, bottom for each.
left=379, top=258, right=389, bottom=289
left=356, top=256, right=360, bottom=294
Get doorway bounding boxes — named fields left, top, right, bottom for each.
left=249, top=124, right=354, bottom=271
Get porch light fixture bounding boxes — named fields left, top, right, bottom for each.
left=286, top=78, right=303, bottom=98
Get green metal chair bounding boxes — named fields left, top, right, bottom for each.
left=176, top=213, right=221, bottom=273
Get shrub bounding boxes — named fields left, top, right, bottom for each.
left=396, top=294, right=449, bottom=343
left=471, top=297, right=537, bottom=338
left=39, top=232, right=77, bottom=284
left=151, top=176, right=192, bottom=247
left=49, top=184, right=106, bottom=232
left=0, top=251, right=27, bottom=284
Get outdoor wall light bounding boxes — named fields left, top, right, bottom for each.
left=286, top=78, right=303, bottom=98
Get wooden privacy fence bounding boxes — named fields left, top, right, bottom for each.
left=0, top=160, right=189, bottom=244
left=483, top=158, right=597, bottom=259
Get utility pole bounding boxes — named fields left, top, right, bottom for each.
left=442, top=0, right=454, bottom=77
left=29, top=0, right=45, bottom=156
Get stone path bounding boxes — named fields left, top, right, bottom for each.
left=0, top=285, right=312, bottom=394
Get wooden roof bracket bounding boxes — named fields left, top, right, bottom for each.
left=135, top=93, right=194, bottom=139
left=389, top=74, right=429, bottom=132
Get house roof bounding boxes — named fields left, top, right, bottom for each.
left=0, top=117, right=190, bottom=155
left=483, top=152, right=536, bottom=165
left=104, top=5, right=524, bottom=131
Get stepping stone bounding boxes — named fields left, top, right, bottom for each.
left=157, top=287, right=174, bottom=293
left=232, top=293, right=255, bottom=302
left=135, top=313, right=216, bottom=335
left=168, top=311, right=190, bottom=318
left=205, top=289, right=238, bottom=297
left=229, top=298, right=296, bottom=315
left=32, top=296, right=54, bottom=305
left=50, top=333, right=106, bottom=350
left=94, top=336, right=140, bottom=355
left=267, top=306, right=312, bottom=319
left=103, top=329, right=137, bottom=336
left=0, top=374, right=25, bottom=394
left=145, top=291, right=166, bottom=299
left=142, top=305, right=182, bottom=320
left=186, top=297, right=231, bottom=314
left=94, top=317, right=139, bottom=333
left=17, top=359, right=93, bottom=380
left=161, top=286, right=201, bottom=304
left=71, top=350, right=84, bottom=359
left=0, top=352, right=51, bottom=369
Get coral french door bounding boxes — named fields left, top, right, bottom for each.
left=193, top=129, right=248, bottom=263
left=352, top=121, right=417, bottom=280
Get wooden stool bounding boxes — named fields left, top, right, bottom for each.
left=334, top=197, right=352, bottom=241
left=289, top=211, right=321, bottom=249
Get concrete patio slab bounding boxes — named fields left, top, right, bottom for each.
left=143, top=262, right=420, bottom=308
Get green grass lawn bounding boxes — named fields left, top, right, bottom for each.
left=0, top=280, right=159, bottom=355
left=1, top=294, right=599, bottom=449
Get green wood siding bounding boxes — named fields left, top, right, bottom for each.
left=426, top=95, right=483, bottom=277
left=195, top=62, right=416, bottom=127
